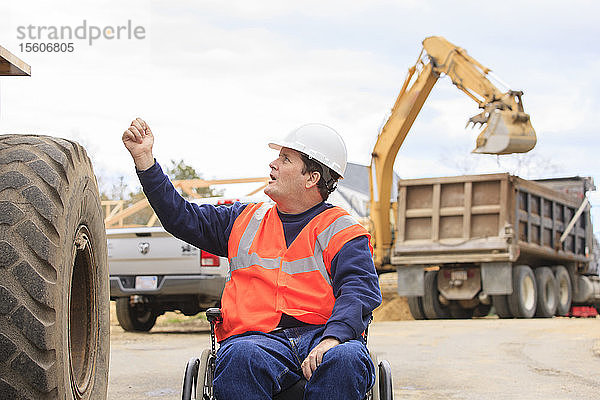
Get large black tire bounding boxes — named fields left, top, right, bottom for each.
left=553, top=266, right=572, bottom=316
left=492, top=295, right=512, bottom=318
left=422, top=271, right=450, bottom=319
left=407, top=296, right=426, bottom=320
left=508, top=265, right=537, bottom=318
left=0, top=135, right=109, bottom=399
left=534, top=267, right=558, bottom=318
left=115, top=297, right=157, bottom=332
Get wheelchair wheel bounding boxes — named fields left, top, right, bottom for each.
left=368, top=351, right=380, bottom=400
left=182, top=357, right=200, bottom=400
left=196, top=349, right=216, bottom=400
left=378, top=360, right=393, bottom=400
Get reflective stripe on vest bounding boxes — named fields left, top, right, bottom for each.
left=228, top=208, right=357, bottom=285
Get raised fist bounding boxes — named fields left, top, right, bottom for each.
left=122, top=117, right=155, bottom=170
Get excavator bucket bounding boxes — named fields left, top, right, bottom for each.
left=472, top=109, right=537, bottom=154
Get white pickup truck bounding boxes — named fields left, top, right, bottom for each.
left=107, top=222, right=229, bottom=332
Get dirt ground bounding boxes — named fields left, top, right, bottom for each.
left=108, top=272, right=600, bottom=399
left=373, top=272, right=414, bottom=321
left=108, top=316, right=600, bottom=400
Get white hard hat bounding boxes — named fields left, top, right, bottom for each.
left=268, top=123, right=347, bottom=178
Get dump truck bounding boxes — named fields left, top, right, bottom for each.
left=369, top=35, right=537, bottom=272
left=365, top=36, right=598, bottom=318
left=393, top=173, right=599, bottom=319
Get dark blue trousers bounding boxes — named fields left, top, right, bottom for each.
left=213, top=325, right=375, bottom=400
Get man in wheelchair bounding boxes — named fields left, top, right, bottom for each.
left=123, top=120, right=383, bottom=399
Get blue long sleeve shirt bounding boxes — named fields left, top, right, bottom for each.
left=137, top=161, right=382, bottom=342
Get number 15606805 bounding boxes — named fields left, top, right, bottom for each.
left=19, top=42, right=74, bottom=52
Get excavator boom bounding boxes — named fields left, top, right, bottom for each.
left=422, top=36, right=536, bottom=154
left=370, top=36, right=537, bottom=268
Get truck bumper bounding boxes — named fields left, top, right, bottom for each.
left=110, top=275, right=225, bottom=299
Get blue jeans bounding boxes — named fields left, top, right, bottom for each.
left=213, top=325, right=375, bottom=400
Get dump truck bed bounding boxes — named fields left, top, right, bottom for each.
left=391, top=173, right=592, bottom=267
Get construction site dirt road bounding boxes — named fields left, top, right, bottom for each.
left=108, top=317, right=600, bottom=399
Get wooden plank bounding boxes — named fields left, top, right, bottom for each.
left=246, top=183, right=268, bottom=196
left=432, top=183, right=441, bottom=241
left=104, top=198, right=150, bottom=228
left=463, top=181, right=472, bottom=239
left=106, top=201, right=124, bottom=220
left=146, top=213, right=158, bottom=227
left=0, top=46, right=31, bottom=76
left=172, top=177, right=269, bottom=188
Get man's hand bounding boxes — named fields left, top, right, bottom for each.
left=301, top=337, right=340, bottom=380
left=122, top=117, right=155, bottom=171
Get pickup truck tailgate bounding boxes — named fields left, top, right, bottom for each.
left=106, top=227, right=228, bottom=276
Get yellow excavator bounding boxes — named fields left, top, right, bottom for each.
left=369, top=36, right=537, bottom=270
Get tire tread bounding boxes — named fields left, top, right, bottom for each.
left=422, top=271, right=450, bottom=319
left=508, top=265, right=537, bottom=319
left=0, top=134, right=101, bottom=399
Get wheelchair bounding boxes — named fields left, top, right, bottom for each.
left=182, top=308, right=394, bottom=400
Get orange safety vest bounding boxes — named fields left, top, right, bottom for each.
left=215, top=202, right=372, bottom=341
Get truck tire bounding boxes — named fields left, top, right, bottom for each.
left=115, top=297, right=157, bottom=332
left=407, top=296, right=426, bottom=320
left=552, top=266, right=572, bottom=316
left=422, top=271, right=450, bottom=319
left=508, top=265, right=537, bottom=318
left=534, top=267, right=558, bottom=318
left=492, top=295, right=512, bottom=318
left=0, top=135, right=109, bottom=399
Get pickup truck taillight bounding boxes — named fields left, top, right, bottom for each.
left=201, top=250, right=220, bottom=267
left=217, top=199, right=238, bottom=205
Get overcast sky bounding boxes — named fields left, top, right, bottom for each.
left=1, top=0, right=599, bottom=234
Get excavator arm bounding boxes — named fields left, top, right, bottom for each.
left=370, top=36, right=537, bottom=269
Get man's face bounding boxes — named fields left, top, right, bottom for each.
left=264, top=147, right=308, bottom=205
